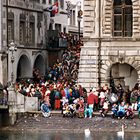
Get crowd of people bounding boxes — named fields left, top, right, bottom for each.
left=63, top=83, right=140, bottom=119
left=12, top=34, right=140, bottom=119
left=15, top=37, right=86, bottom=114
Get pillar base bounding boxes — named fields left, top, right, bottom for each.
left=9, top=113, right=17, bottom=125
left=7, top=86, right=17, bottom=125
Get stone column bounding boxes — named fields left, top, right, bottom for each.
left=7, top=86, right=17, bottom=125
left=78, top=0, right=99, bottom=91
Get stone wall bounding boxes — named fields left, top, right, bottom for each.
left=78, top=0, right=140, bottom=91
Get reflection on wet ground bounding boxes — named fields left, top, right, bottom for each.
left=0, top=132, right=140, bottom=140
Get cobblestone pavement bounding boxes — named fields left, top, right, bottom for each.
left=1, top=113, right=140, bottom=133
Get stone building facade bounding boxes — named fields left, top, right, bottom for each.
left=78, top=0, right=140, bottom=91
left=0, top=0, right=68, bottom=86
left=67, top=0, right=83, bottom=39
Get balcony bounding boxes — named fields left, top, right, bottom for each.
left=46, top=30, right=68, bottom=50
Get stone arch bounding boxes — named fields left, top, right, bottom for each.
left=17, top=55, right=32, bottom=81
left=33, top=54, right=45, bottom=76
left=102, top=58, right=139, bottom=90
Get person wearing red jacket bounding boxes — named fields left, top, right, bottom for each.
left=87, top=88, right=95, bottom=111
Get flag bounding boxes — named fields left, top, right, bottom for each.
left=47, top=2, right=59, bottom=17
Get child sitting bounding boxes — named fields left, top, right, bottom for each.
left=125, top=103, right=134, bottom=119
left=117, top=102, right=125, bottom=119
left=100, top=100, right=109, bottom=117
left=111, top=103, right=118, bottom=118
left=41, top=101, right=51, bottom=118
left=77, top=98, right=84, bottom=118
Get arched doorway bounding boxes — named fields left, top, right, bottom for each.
left=34, top=55, right=45, bottom=75
left=107, top=63, right=138, bottom=90
left=17, top=55, right=32, bottom=80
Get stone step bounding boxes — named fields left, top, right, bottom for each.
left=26, top=110, right=139, bottom=117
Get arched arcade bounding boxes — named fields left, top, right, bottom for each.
left=16, top=55, right=32, bottom=81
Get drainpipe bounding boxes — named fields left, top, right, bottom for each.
left=98, top=0, right=101, bottom=88
left=6, top=0, right=9, bottom=83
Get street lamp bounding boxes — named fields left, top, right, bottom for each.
left=9, top=40, right=17, bottom=87
left=77, top=9, right=83, bottom=40
left=7, top=41, right=17, bottom=125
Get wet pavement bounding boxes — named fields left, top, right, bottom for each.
left=1, top=111, right=140, bottom=133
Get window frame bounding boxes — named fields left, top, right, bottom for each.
left=112, top=0, right=133, bottom=37
left=7, top=12, right=14, bottom=43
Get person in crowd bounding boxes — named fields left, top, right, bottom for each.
left=41, top=100, right=51, bottom=118
left=77, top=97, right=84, bottom=118
left=61, top=96, right=69, bottom=114
left=111, top=103, right=118, bottom=118
left=125, top=103, right=134, bottom=119
left=82, top=87, right=87, bottom=104
left=93, top=87, right=99, bottom=111
left=87, top=88, right=95, bottom=111
left=100, top=100, right=109, bottom=117
left=84, top=104, right=93, bottom=119
left=123, top=88, right=131, bottom=104
left=137, top=101, right=140, bottom=118
left=54, top=85, right=62, bottom=110
left=130, top=89, right=138, bottom=111
left=49, top=87, right=55, bottom=110
left=99, top=89, right=106, bottom=109
left=117, top=101, right=125, bottom=119
left=116, top=84, right=124, bottom=104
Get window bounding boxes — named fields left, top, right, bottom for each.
left=29, top=15, right=35, bottom=45
left=54, top=0, right=58, bottom=3
left=8, top=20, right=14, bottom=43
left=69, top=10, right=75, bottom=26
left=72, top=10, right=75, bottom=25
left=113, top=0, right=132, bottom=37
left=30, top=0, right=40, bottom=3
left=63, top=27, right=66, bottom=33
left=19, top=21, right=26, bottom=45
left=55, top=23, right=61, bottom=32
left=49, top=0, right=52, bottom=4
left=29, top=22, right=35, bottom=45
left=19, top=14, right=26, bottom=45
left=7, top=12, right=14, bottom=43
left=70, top=10, right=72, bottom=25
left=42, top=0, right=46, bottom=4
left=49, top=23, right=53, bottom=30
left=60, top=0, right=64, bottom=9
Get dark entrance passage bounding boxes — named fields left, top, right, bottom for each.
left=17, top=55, right=32, bottom=81
left=109, top=63, right=138, bottom=90
left=34, top=55, right=45, bottom=76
